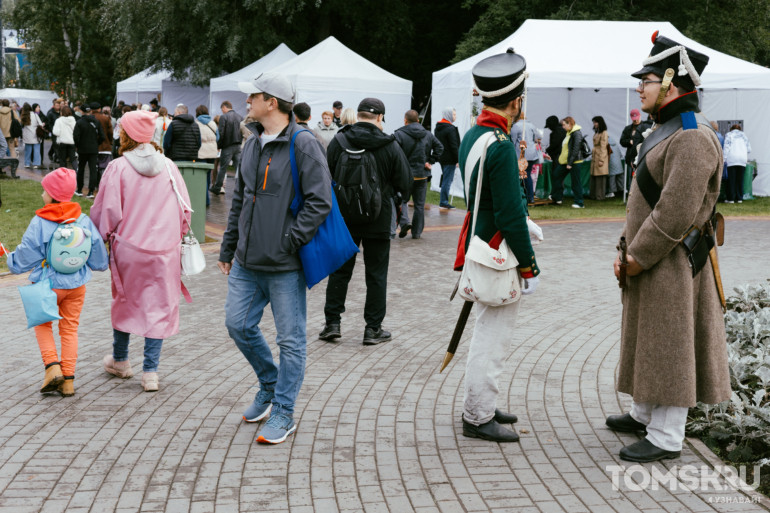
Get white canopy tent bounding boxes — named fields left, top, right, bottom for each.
left=209, top=44, right=297, bottom=116
left=432, top=19, right=770, bottom=197
left=116, top=68, right=210, bottom=113
left=0, top=88, right=58, bottom=109
left=268, top=37, right=412, bottom=134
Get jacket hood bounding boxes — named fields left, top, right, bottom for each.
left=0, top=106, right=11, bottom=114
left=338, top=122, right=395, bottom=150
left=174, top=113, right=195, bottom=124
left=36, top=202, right=82, bottom=223
left=545, top=115, right=561, bottom=130
left=396, top=122, right=428, bottom=140
left=123, top=143, right=167, bottom=177
left=81, top=114, right=97, bottom=122
left=197, top=114, right=212, bottom=125
left=568, top=124, right=582, bottom=134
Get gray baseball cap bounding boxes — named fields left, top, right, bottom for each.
left=238, top=72, right=295, bottom=103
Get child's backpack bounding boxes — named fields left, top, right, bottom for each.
left=46, top=214, right=93, bottom=274
left=333, top=139, right=381, bottom=224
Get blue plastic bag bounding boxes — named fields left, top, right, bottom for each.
left=18, top=267, right=61, bottom=329
left=289, top=130, right=359, bottom=289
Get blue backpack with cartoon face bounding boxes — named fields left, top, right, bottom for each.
left=46, top=214, right=92, bottom=274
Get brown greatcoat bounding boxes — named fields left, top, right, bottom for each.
left=617, top=122, right=731, bottom=408
left=590, top=130, right=609, bottom=176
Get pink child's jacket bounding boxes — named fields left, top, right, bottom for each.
left=91, top=144, right=192, bottom=339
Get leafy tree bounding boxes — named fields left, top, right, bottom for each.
left=6, top=0, right=117, bottom=102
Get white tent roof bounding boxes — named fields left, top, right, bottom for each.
left=210, top=44, right=296, bottom=93
left=0, top=88, right=58, bottom=108
left=116, top=68, right=172, bottom=94
left=432, top=19, right=770, bottom=196
left=269, top=37, right=412, bottom=133
left=435, top=19, right=770, bottom=90
left=115, top=67, right=209, bottom=112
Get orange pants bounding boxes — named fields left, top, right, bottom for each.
left=34, top=285, right=86, bottom=377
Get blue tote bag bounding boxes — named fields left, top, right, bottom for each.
left=18, top=267, right=62, bottom=329
left=289, top=130, right=359, bottom=289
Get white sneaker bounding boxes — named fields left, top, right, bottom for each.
left=725, top=200, right=734, bottom=203
left=737, top=200, right=743, bottom=204
left=142, top=372, right=159, bottom=392
left=571, top=203, right=585, bottom=209
left=606, top=192, right=615, bottom=198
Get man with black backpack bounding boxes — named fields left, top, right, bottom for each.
left=73, top=103, right=107, bottom=198
left=319, top=98, right=411, bottom=346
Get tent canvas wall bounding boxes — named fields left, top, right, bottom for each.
left=0, top=88, right=58, bottom=110
left=209, top=43, right=297, bottom=117
left=268, top=37, right=412, bottom=134
left=432, top=20, right=770, bottom=197
left=116, top=68, right=210, bottom=113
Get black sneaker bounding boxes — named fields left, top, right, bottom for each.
left=398, top=223, right=411, bottom=238
left=318, top=324, right=341, bottom=342
left=74, top=191, right=83, bottom=197
left=363, top=327, right=391, bottom=345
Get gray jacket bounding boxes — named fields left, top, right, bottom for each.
left=219, top=114, right=332, bottom=272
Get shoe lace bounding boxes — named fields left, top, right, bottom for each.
left=266, top=411, right=292, bottom=429
left=255, top=389, right=273, bottom=405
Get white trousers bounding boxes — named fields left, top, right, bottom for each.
left=463, top=300, right=521, bottom=426
left=631, top=401, right=688, bottom=451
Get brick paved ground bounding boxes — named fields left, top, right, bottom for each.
left=1, top=179, right=769, bottom=511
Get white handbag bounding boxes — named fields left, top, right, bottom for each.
left=458, top=132, right=522, bottom=306
left=165, top=162, right=206, bottom=276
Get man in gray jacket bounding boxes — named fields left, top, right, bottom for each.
left=218, top=72, right=332, bottom=445
left=211, top=100, right=243, bottom=194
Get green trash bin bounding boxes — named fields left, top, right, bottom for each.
left=176, top=161, right=213, bottom=240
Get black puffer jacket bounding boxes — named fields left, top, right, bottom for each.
left=163, top=114, right=201, bottom=161
left=434, top=121, right=460, bottom=166
left=218, top=109, right=243, bottom=149
left=393, top=123, right=443, bottom=179
left=327, top=122, right=411, bottom=239
left=73, top=114, right=107, bottom=154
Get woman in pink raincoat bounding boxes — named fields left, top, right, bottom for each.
left=91, top=110, right=192, bottom=392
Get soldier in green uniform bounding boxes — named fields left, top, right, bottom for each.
left=456, top=49, right=541, bottom=443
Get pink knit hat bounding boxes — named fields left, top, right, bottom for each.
left=121, top=110, right=158, bottom=143
left=41, top=168, right=77, bottom=202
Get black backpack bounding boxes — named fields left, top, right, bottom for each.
left=334, top=138, right=381, bottom=224
left=10, top=117, right=22, bottom=138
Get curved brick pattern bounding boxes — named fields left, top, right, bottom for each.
left=0, top=211, right=768, bottom=512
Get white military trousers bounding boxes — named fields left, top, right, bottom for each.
left=631, top=401, right=689, bottom=451
left=463, top=300, right=521, bottom=426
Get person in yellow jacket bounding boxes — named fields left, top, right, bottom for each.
left=549, top=116, right=585, bottom=208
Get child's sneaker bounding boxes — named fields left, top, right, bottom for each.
left=256, top=412, right=296, bottom=444
left=142, top=372, right=159, bottom=392
left=243, top=389, right=274, bottom=422
left=103, top=355, right=133, bottom=378
left=41, top=363, right=64, bottom=393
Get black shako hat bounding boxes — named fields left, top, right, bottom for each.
left=631, top=31, right=709, bottom=91
left=472, top=48, right=527, bottom=105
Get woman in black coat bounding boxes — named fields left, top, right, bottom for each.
left=434, top=107, right=461, bottom=208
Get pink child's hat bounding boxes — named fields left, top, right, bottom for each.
left=41, top=167, right=77, bottom=202
left=121, top=110, right=159, bottom=143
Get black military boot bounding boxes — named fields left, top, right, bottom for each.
left=462, top=417, right=519, bottom=442
left=318, top=324, right=341, bottom=342
left=494, top=409, right=518, bottom=424
left=620, top=438, right=680, bottom=462
left=606, top=413, right=647, bottom=433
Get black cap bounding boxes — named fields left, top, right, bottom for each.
left=357, top=98, right=385, bottom=115
left=82, top=104, right=91, bottom=113
left=631, top=31, right=709, bottom=91
left=149, top=98, right=159, bottom=105
left=333, top=100, right=343, bottom=109
left=472, top=48, right=527, bottom=105
left=89, top=101, right=101, bottom=110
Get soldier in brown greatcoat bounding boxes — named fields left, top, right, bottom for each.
left=606, top=32, right=731, bottom=462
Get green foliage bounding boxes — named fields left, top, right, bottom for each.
left=687, top=282, right=770, bottom=493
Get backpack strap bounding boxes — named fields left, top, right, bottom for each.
left=289, top=129, right=314, bottom=217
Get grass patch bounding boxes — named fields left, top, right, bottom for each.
left=0, top=179, right=93, bottom=273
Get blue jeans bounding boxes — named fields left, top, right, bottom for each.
left=112, top=329, right=163, bottom=372
left=24, top=143, right=41, bottom=167
left=225, top=261, right=307, bottom=417
left=440, top=164, right=456, bottom=206
left=523, top=160, right=537, bottom=203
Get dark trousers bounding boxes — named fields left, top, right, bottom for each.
left=77, top=152, right=98, bottom=193
left=551, top=163, right=584, bottom=205
left=400, top=178, right=428, bottom=238
left=324, top=236, right=390, bottom=330
left=58, top=144, right=77, bottom=170
left=49, top=136, right=58, bottom=162
left=523, top=160, right=537, bottom=203
left=727, top=165, right=745, bottom=202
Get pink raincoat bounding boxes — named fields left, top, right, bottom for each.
left=91, top=145, right=192, bottom=339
